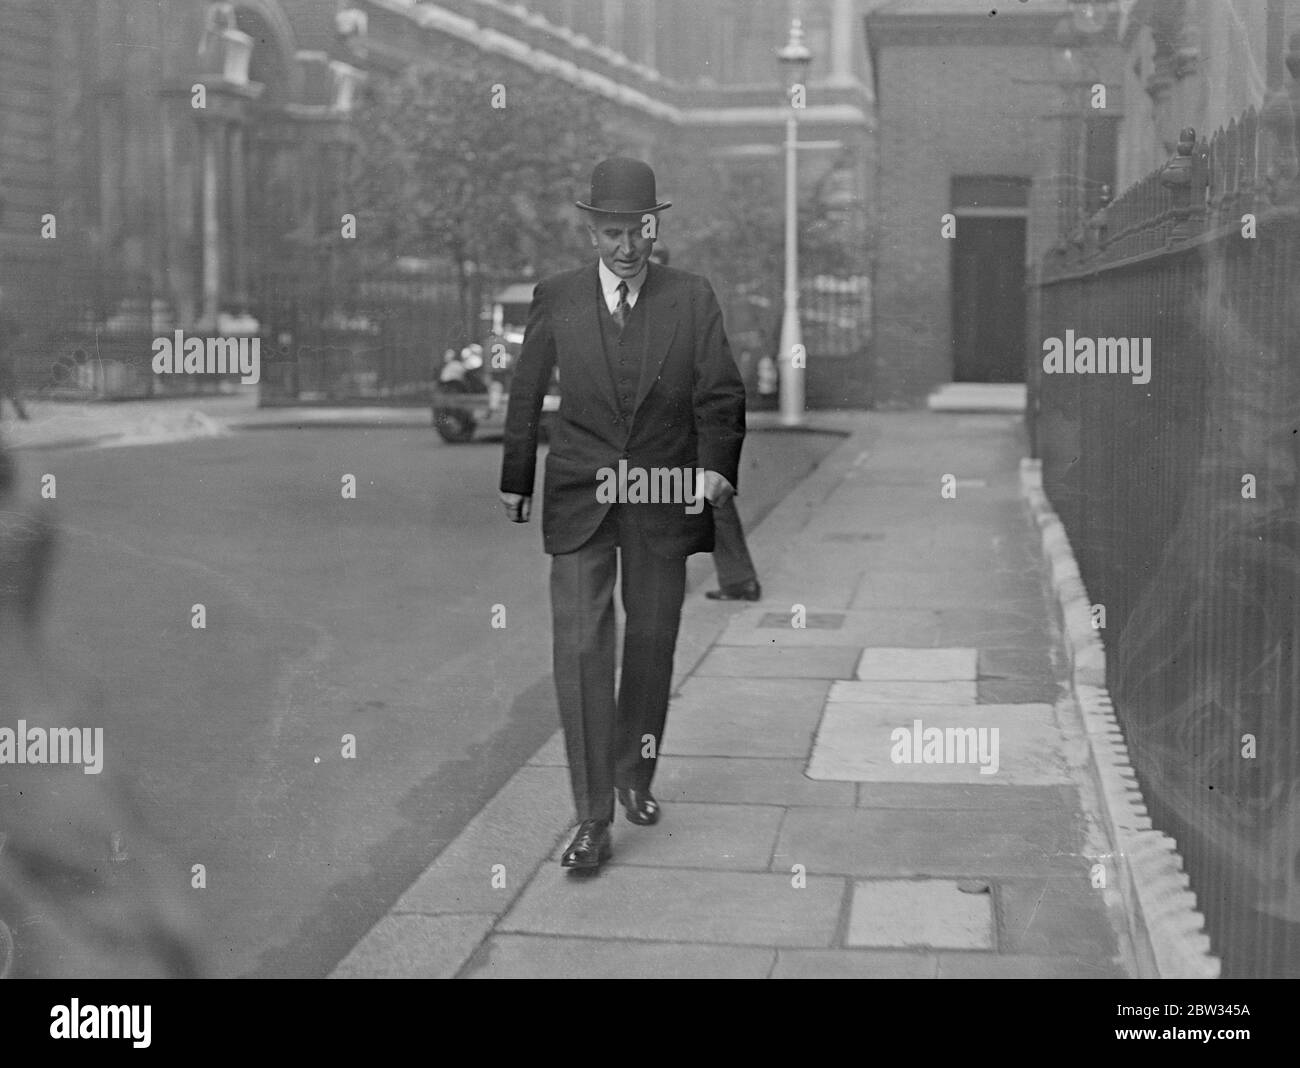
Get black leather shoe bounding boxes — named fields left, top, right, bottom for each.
left=561, top=819, right=611, bottom=870
left=705, top=579, right=761, bottom=601
left=617, top=787, right=661, bottom=826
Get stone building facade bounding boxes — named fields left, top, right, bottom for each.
left=0, top=0, right=875, bottom=406
left=864, top=0, right=1118, bottom=407
left=1114, top=0, right=1300, bottom=190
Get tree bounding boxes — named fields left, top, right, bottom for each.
left=659, top=151, right=869, bottom=372
left=348, top=47, right=626, bottom=340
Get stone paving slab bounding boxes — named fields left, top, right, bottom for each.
left=978, top=647, right=1059, bottom=683
left=848, top=562, right=1044, bottom=601
left=693, top=645, right=863, bottom=679
left=856, top=783, right=1081, bottom=811
left=757, top=583, right=862, bottom=613
left=978, top=678, right=1061, bottom=703
left=331, top=914, right=496, bottom=979
left=655, top=756, right=856, bottom=807
left=759, top=560, right=867, bottom=610
left=844, top=542, right=989, bottom=575
left=935, top=953, right=1126, bottom=979
left=847, top=879, right=995, bottom=950
left=996, top=875, right=1120, bottom=959
left=760, top=529, right=883, bottom=558
left=855, top=647, right=978, bottom=681
left=843, top=520, right=1007, bottom=554
left=811, top=496, right=1007, bottom=524
left=547, top=803, right=784, bottom=871
left=774, top=807, right=1088, bottom=878
left=389, top=766, right=572, bottom=914
left=771, top=949, right=939, bottom=979
left=463, top=935, right=775, bottom=979
left=820, top=539, right=1013, bottom=572
left=807, top=702, right=1070, bottom=785
left=851, top=574, right=1012, bottom=611
left=528, top=744, right=861, bottom=807
left=718, top=608, right=942, bottom=648
left=662, top=677, right=829, bottom=758
left=829, top=679, right=977, bottom=704
left=934, top=609, right=1054, bottom=649
left=526, top=732, right=567, bottom=766
left=499, top=866, right=844, bottom=947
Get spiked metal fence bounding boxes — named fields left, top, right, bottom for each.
left=1030, top=80, right=1300, bottom=977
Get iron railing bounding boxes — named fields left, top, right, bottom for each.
left=253, top=253, right=466, bottom=406
left=1030, top=80, right=1300, bottom=977
left=11, top=235, right=254, bottom=402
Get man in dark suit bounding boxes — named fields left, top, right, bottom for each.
left=500, top=158, right=746, bottom=871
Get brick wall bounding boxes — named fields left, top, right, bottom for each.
left=870, top=41, right=1061, bottom=407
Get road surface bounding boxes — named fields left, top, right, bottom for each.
left=24, top=422, right=839, bottom=976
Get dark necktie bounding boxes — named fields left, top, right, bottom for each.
left=612, top=280, right=630, bottom=332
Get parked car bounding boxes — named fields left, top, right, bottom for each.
left=431, top=282, right=559, bottom=443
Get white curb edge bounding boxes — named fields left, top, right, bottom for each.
left=1020, top=458, right=1220, bottom=980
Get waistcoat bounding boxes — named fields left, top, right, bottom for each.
left=596, top=279, right=648, bottom=423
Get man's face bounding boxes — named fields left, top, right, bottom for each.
left=586, top=214, right=656, bottom=279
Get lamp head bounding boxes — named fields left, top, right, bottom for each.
left=777, top=17, right=812, bottom=88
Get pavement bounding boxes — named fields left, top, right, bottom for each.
left=3, top=394, right=1155, bottom=978
left=2, top=391, right=432, bottom=451
left=326, top=408, right=1143, bottom=980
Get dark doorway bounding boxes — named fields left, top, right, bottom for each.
left=951, top=215, right=1027, bottom=383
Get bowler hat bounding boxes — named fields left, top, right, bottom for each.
left=575, top=157, right=671, bottom=215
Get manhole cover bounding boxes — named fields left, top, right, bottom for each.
left=757, top=612, right=845, bottom=629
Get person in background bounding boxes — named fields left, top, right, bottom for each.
left=649, top=246, right=762, bottom=602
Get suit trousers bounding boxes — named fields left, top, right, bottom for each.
left=550, top=503, right=687, bottom=822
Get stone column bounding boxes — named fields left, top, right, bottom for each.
left=188, top=6, right=262, bottom=331
left=200, top=119, right=221, bottom=330
left=229, top=121, right=248, bottom=311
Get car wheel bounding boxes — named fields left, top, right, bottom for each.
left=434, top=407, right=477, bottom=443
left=433, top=381, right=477, bottom=443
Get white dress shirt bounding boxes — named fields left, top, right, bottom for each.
left=597, top=259, right=647, bottom=315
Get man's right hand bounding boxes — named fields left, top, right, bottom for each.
left=500, top=492, right=531, bottom=523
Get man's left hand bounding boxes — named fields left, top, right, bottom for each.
left=698, top=470, right=735, bottom=508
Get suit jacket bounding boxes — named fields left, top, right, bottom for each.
left=500, top=261, right=746, bottom=556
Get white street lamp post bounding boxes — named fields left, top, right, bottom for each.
left=777, top=17, right=811, bottom=427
